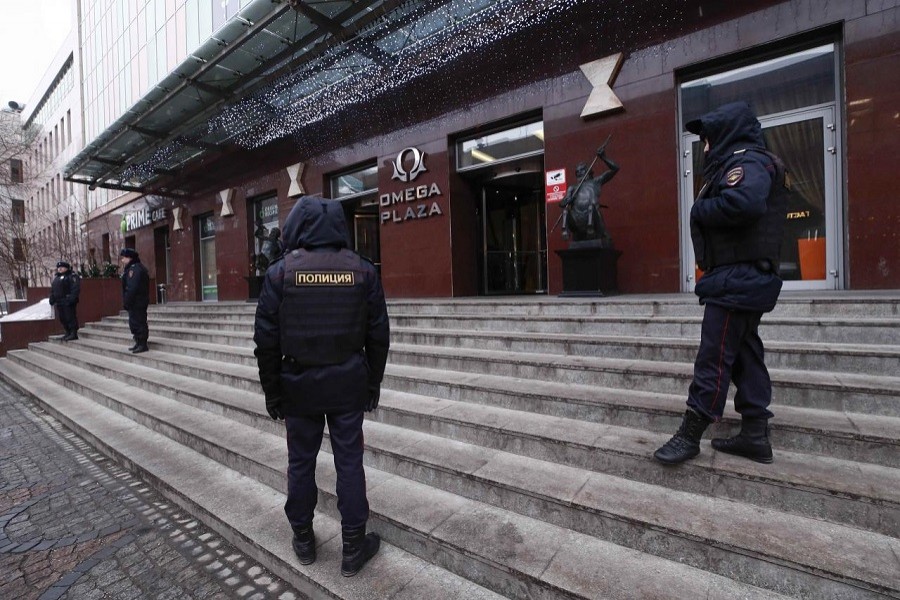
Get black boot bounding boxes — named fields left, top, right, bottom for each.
left=131, top=343, right=149, bottom=354
left=65, top=331, right=78, bottom=341
left=341, top=526, right=380, bottom=577
left=654, top=409, right=710, bottom=465
left=711, top=418, right=773, bottom=464
left=291, top=524, right=316, bottom=565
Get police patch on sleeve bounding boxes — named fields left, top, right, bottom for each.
left=295, top=272, right=354, bottom=286
left=725, top=167, right=744, bottom=186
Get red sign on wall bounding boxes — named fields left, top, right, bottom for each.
left=545, top=168, right=567, bottom=203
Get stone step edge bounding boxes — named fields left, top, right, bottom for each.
left=36, top=337, right=899, bottom=450
left=0, top=359, right=505, bottom=600
left=5, top=352, right=884, bottom=599
left=385, top=343, right=900, bottom=396
left=383, top=362, right=900, bottom=445
left=0, top=355, right=794, bottom=600
left=392, top=327, right=900, bottom=358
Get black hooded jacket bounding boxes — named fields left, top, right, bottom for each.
left=49, top=269, right=80, bottom=307
left=121, top=258, right=150, bottom=310
left=687, top=101, right=785, bottom=312
left=253, top=196, right=390, bottom=416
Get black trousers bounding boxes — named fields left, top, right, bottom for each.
left=58, top=304, right=78, bottom=334
left=127, top=306, right=148, bottom=344
left=686, top=303, right=774, bottom=422
left=284, top=410, right=368, bottom=531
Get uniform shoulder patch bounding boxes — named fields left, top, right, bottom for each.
left=129, top=270, right=134, bottom=278
left=725, top=166, right=744, bottom=186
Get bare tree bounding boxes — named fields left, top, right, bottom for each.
left=0, top=109, right=38, bottom=310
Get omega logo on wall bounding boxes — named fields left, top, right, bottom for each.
left=381, top=147, right=444, bottom=225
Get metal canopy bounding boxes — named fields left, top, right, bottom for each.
left=66, top=0, right=572, bottom=196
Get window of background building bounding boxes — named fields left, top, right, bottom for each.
left=12, top=200, right=25, bottom=223
left=9, top=158, right=23, bottom=183
left=13, top=238, right=26, bottom=261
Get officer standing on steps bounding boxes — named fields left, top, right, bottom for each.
left=654, top=101, right=789, bottom=466
left=49, top=261, right=81, bottom=341
left=253, top=195, right=390, bottom=577
left=119, top=248, right=151, bottom=353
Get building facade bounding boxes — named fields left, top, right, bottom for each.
left=67, top=0, right=900, bottom=302
left=11, top=26, right=88, bottom=290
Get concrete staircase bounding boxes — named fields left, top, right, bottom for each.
left=2, top=294, right=899, bottom=599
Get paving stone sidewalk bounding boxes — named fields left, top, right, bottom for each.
left=0, top=380, right=306, bottom=600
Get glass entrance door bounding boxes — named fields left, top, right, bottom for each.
left=680, top=105, right=840, bottom=291
left=480, top=173, right=547, bottom=295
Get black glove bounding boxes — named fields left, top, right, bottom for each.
left=365, top=384, right=380, bottom=412
left=265, top=395, right=284, bottom=420
left=597, top=147, right=606, bottom=158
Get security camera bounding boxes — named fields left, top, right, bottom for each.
left=7, top=101, right=25, bottom=112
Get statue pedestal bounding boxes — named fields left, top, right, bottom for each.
left=556, top=245, right=621, bottom=296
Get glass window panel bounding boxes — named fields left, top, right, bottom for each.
left=457, top=121, right=544, bottom=169
left=682, top=44, right=835, bottom=124
left=331, top=165, right=378, bottom=198
left=186, top=0, right=199, bottom=53
left=199, top=0, right=213, bottom=41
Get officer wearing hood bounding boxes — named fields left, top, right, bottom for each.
left=49, top=261, right=80, bottom=341
left=655, top=101, right=788, bottom=466
left=253, top=196, right=390, bottom=577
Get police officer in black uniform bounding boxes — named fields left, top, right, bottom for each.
left=655, top=101, right=788, bottom=465
left=49, top=261, right=81, bottom=341
left=254, top=196, right=390, bottom=577
left=119, top=247, right=151, bottom=353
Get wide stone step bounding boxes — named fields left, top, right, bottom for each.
left=392, top=327, right=900, bottom=376
left=78, top=320, right=900, bottom=418
left=0, top=358, right=504, bottom=600
left=382, top=363, right=900, bottom=468
left=386, top=343, right=900, bottom=417
left=371, top=391, right=900, bottom=538
left=89, top=318, right=257, bottom=349
left=0, top=354, right=798, bottom=600
left=385, top=296, right=900, bottom=319
left=36, top=334, right=899, bottom=469
left=389, top=313, right=900, bottom=345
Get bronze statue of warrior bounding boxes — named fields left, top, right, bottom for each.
left=559, top=138, right=619, bottom=246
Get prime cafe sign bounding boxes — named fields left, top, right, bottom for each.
left=380, top=147, right=444, bottom=225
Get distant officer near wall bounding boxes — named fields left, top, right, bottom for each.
left=119, top=247, right=150, bottom=354
left=253, top=196, right=390, bottom=577
left=49, top=260, right=80, bottom=341
left=654, top=101, right=789, bottom=466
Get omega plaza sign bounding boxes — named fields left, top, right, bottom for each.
left=380, top=147, right=443, bottom=224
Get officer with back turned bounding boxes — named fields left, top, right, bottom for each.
left=253, top=195, right=390, bottom=577
left=119, top=247, right=150, bottom=353
left=49, top=260, right=80, bottom=341
left=654, top=101, right=789, bottom=466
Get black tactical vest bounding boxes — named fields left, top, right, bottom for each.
left=280, top=248, right=369, bottom=366
left=698, top=149, right=789, bottom=272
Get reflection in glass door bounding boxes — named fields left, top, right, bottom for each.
left=481, top=176, right=547, bottom=295
left=198, top=214, right=218, bottom=301
left=681, top=106, right=839, bottom=291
